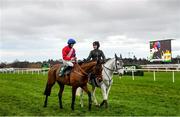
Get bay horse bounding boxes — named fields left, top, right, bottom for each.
left=78, top=54, right=124, bottom=108
left=43, top=60, right=103, bottom=111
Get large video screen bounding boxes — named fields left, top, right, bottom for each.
left=149, top=40, right=172, bottom=62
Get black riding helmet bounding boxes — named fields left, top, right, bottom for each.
left=93, top=41, right=100, bottom=49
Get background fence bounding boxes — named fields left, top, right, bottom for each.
left=0, top=68, right=49, bottom=75
left=1, top=64, right=180, bottom=82
left=123, top=69, right=180, bottom=83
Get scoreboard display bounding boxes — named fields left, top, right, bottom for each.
left=149, top=39, right=172, bottom=62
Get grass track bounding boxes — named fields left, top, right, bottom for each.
left=0, top=72, right=180, bottom=116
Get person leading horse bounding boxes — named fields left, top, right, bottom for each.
left=86, top=41, right=106, bottom=82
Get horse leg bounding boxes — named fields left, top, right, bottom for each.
left=71, top=86, right=78, bottom=111
left=104, top=86, right=111, bottom=108
left=81, top=85, right=92, bottom=111
left=44, top=95, right=48, bottom=107
left=106, top=84, right=112, bottom=100
left=105, top=80, right=113, bottom=108
left=92, top=86, right=99, bottom=106
left=43, top=83, right=55, bottom=107
left=58, top=82, right=64, bottom=109
left=100, top=83, right=108, bottom=108
left=79, top=88, right=84, bottom=108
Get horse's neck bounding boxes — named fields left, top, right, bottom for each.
left=81, top=62, right=96, bottom=73
left=103, top=58, right=115, bottom=79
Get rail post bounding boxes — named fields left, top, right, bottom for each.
left=153, top=70, right=156, bottom=81
left=172, top=71, right=175, bottom=83
left=132, top=70, right=134, bottom=80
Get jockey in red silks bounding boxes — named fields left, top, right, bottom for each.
left=59, top=38, right=77, bottom=76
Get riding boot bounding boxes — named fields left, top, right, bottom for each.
left=59, top=66, right=68, bottom=77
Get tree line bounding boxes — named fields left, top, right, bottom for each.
left=0, top=56, right=180, bottom=68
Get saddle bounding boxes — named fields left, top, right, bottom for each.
left=58, top=61, right=84, bottom=77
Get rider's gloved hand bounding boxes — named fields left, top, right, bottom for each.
left=83, top=58, right=87, bottom=62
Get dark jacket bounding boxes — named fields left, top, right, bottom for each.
left=86, top=49, right=106, bottom=61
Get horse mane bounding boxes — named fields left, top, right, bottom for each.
left=105, top=58, right=115, bottom=63
left=105, top=58, right=111, bottom=63
left=80, top=60, right=96, bottom=68
left=106, top=58, right=111, bottom=61
left=77, top=60, right=96, bottom=65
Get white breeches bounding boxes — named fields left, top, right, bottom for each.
left=63, top=60, right=74, bottom=67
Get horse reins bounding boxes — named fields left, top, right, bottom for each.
left=103, top=65, right=113, bottom=87
left=102, top=59, right=123, bottom=86
left=73, top=63, right=89, bottom=77
left=103, top=62, right=123, bottom=72
left=103, top=65, right=115, bottom=72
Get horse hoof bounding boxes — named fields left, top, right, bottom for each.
left=100, top=100, right=105, bottom=107
left=95, top=104, right=100, bottom=107
left=71, top=108, right=74, bottom=111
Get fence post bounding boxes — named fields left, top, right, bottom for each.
left=153, top=70, right=156, bottom=81
left=132, top=70, right=134, bottom=80
left=43, top=70, right=45, bottom=75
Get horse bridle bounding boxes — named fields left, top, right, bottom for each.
left=103, top=59, right=123, bottom=72
left=103, top=59, right=123, bottom=86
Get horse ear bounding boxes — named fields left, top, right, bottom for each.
left=115, top=53, right=118, bottom=60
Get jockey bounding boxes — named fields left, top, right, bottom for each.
left=86, top=41, right=106, bottom=62
left=59, top=38, right=76, bottom=76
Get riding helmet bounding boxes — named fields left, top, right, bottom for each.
left=67, top=38, right=76, bottom=44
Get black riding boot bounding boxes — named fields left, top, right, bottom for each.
left=59, top=66, right=67, bottom=77
left=59, top=66, right=72, bottom=77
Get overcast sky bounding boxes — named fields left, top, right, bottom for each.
left=0, top=0, right=180, bottom=63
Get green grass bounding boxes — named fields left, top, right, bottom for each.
left=0, top=72, right=180, bottom=116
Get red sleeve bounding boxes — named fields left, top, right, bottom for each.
left=62, top=47, right=71, bottom=60
left=73, top=49, right=76, bottom=57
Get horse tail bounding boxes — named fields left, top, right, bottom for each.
left=44, top=66, right=57, bottom=96
left=44, top=83, right=51, bottom=96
